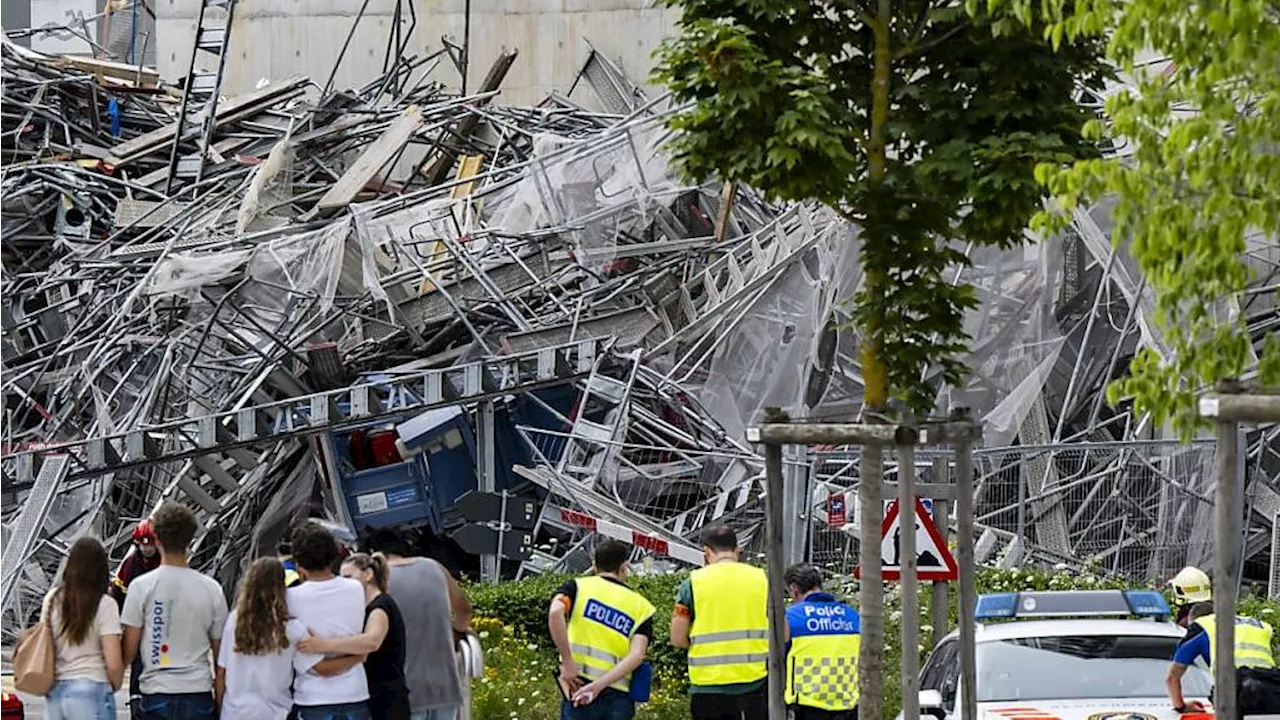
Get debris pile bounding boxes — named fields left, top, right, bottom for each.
left=5, top=25, right=1277, bottom=637
left=1, top=36, right=858, bottom=635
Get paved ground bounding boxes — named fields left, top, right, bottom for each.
left=3, top=672, right=131, bottom=717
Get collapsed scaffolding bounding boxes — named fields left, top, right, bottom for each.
left=3, top=16, right=1280, bottom=640
left=0, top=30, right=825, bottom=636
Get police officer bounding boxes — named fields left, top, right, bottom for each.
left=783, top=564, right=860, bottom=720
left=548, top=539, right=656, bottom=720
left=110, top=519, right=161, bottom=719
left=670, top=525, right=769, bottom=720
left=1167, top=566, right=1212, bottom=628
left=278, top=536, right=302, bottom=587
left=1167, top=601, right=1280, bottom=718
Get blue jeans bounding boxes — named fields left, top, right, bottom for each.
left=410, top=706, right=459, bottom=720
left=294, top=702, right=372, bottom=720
left=560, top=689, right=635, bottom=720
left=46, top=678, right=117, bottom=720
left=135, top=692, right=214, bottom=720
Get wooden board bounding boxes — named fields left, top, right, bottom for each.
left=104, top=76, right=308, bottom=166
left=52, top=56, right=161, bottom=87
left=313, top=105, right=424, bottom=216
left=417, top=154, right=487, bottom=294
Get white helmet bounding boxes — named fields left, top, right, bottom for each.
left=1168, top=566, right=1212, bottom=604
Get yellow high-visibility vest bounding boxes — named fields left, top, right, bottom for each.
left=687, top=562, right=769, bottom=686
left=283, top=568, right=300, bottom=587
left=567, top=576, right=656, bottom=692
left=785, top=601, right=860, bottom=710
left=1193, top=614, right=1275, bottom=669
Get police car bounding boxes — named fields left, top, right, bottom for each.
left=909, top=590, right=1213, bottom=720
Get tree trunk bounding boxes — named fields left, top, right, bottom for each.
left=857, top=1, right=893, bottom=716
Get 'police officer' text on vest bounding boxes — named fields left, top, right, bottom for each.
left=801, top=604, right=856, bottom=634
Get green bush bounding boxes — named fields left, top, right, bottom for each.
left=467, top=572, right=689, bottom=719
left=468, top=572, right=689, bottom=683
left=466, top=568, right=1280, bottom=720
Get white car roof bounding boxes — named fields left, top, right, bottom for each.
left=940, top=618, right=1187, bottom=644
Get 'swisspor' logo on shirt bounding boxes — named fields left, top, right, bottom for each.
left=583, top=599, right=635, bottom=637
left=149, top=600, right=171, bottom=666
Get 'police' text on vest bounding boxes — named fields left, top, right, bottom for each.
left=583, top=599, right=635, bottom=637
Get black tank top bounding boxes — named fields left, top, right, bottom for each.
left=365, top=593, right=409, bottom=704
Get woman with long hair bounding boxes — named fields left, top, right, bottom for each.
left=43, top=536, right=124, bottom=719
left=298, top=552, right=410, bottom=720
left=215, top=557, right=320, bottom=720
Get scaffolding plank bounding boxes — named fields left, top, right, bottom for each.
left=313, top=105, right=424, bottom=216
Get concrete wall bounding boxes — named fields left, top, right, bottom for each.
left=16, top=1, right=155, bottom=63
left=28, top=0, right=94, bottom=55
left=3, top=0, right=33, bottom=47
left=155, top=0, right=677, bottom=105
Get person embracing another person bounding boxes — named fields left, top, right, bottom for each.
left=214, top=557, right=322, bottom=720
left=283, top=521, right=373, bottom=720
left=364, top=526, right=473, bottom=720
left=298, top=552, right=410, bottom=720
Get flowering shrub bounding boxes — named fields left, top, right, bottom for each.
left=469, top=612, right=688, bottom=719
left=467, top=568, right=1280, bottom=719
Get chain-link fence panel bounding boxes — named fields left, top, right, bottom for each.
left=798, top=440, right=1280, bottom=587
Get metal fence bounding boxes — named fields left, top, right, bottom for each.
left=504, top=429, right=1278, bottom=596
left=803, top=440, right=1278, bottom=593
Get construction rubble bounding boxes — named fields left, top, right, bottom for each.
left=4, top=24, right=1279, bottom=639
left=0, top=33, right=863, bottom=633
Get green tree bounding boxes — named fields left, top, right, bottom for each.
left=980, top=0, right=1280, bottom=438
left=653, top=0, right=1107, bottom=416
left=652, top=0, right=1107, bottom=712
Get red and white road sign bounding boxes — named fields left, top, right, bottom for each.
left=551, top=506, right=705, bottom=566
left=856, top=496, right=957, bottom=582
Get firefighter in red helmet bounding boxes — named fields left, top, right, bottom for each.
left=111, top=518, right=162, bottom=718
left=110, top=519, right=161, bottom=605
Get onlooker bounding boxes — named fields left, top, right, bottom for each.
left=122, top=503, right=229, bottom=720
left=367, top=527, right=472, bottom=720
left=111, top=519, right=161, bottom=718
left=43, top=536, right=125, bottom=720
left=286, top=521, right=371, bottom=720
left=215, top=558, right=321, bottom=720
left=299, top=553, right=409, bottom=720
left=548, top=539, right=654, bottom=720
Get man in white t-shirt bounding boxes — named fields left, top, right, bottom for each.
left=285, top=521, right=371, bottom=720
left=122, top=503, right=228, bottom=720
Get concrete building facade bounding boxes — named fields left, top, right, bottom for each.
left=159, top=0, right=676, bottom=103
left=9, top=1, right=675, bottom=103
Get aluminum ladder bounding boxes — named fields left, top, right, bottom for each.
left=0, top=455, right=71, bottom=615
left=556, top=349, right=641, bottom=489
left=165, top=0, right=239, bottom=192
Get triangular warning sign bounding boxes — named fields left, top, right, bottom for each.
left=855, top=497, right=957, bottom=582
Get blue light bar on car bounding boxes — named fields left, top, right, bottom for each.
left=974, top=590, right=1170, bottom=622
left=974, top=593, right=1019, bottom=620
left=1123, top=590, right=1171, bottom=619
